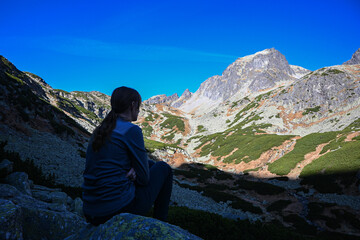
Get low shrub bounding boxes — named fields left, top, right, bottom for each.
left=233, top=179, right=285, bottom=195
left=266, top=200, right=292, bottom=212
left=268, top=132, right=338, bottom=175
left=0, top=141, right=82, bottom=199
left=167, top=206, right=311, bottom=240
left=283, top=214, right=317, bottom=235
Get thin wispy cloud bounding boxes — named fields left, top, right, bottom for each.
left=12, top=36, right=238, bottom=63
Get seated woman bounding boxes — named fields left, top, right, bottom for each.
left=82, top=86, right=173, bottom=226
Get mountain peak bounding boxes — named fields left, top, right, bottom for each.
left=343, top=48, right=360, bottom=65
left=179, top=48, right=299, bottom=113
left=255, top=47, right=277, bottom=55
left=144, top=93, right=179, bottom=105
left=180, top=89, right=192, bottom=98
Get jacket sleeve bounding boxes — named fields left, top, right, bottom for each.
left=125, top=125, right=150, bottom=186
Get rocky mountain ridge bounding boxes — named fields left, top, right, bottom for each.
left=27, top=73, right=111, bottom=133
left=343, top=48, right=360, bottom=65
left=1, top=49, right=360, bottom=239
left=144, top=88, right=193, bottom=108
left=2, top=48, right=359, bottom=179
left=179, top=48, right=311, bottom=114
left=136, top=48, right=360, bottom=180
left=0, top=157, right=201, bottom=240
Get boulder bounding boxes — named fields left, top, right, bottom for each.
left=49, top=191, right=68, bottom=205
left=0, top=159, right=13, bottom=178
left=72, top=197, right=84, bottom=217
left=5, top=172, right=32, bottom=196
left=0, top=184, right=86, bottom=240
left=0, top=199, right=23, bottom=240
left=65, top=213, right=202, bottom=240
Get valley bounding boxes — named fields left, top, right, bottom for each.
left=1, top=48, right=360, bottom=238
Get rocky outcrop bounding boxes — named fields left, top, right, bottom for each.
left=14, top=61, right=112, bottom=133
left=290, top=65, right=311, bottom=78
left=272, top=65, right=360, bottom=112
left=171, top=89, right=193, bottom=108
left=0, top=124, right=86, bottom=187
left=65, top=213, right=202, bottom=240
left=180, top=48, right=307, bottom=113
left=0, top=158, right=203, bottom=240
left=0, top=159, right=86, bottom=240
left=343, top=48, right=360, bottom=65
left=145, top=93, right=180, bottom=105
left=0, top=56, right=90, bottom=139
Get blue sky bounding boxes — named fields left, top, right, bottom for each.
left=1, top=0, right=359, bottom=100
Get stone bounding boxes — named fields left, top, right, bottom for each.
left=0, top=183, right=86, bottom=240
left=21, top=204, right=86, bottom=240
left=0, top=199, right=23, bottom=240
left=343, top=48, right=360, bottom=65
left=49, top=191, right=68, bottom=205
left=145, top=93, right=180, bottom=105
left=65, top=213, right=202, bottom=240
left=5, top=172, right=32, bottom=196
left=31, top=190, right=53, bottom=203
left=0, top=184, right=23, bottom=198
left=0, top=159, right=13, bottom=178
left=73, top=197, right=84, bottom=217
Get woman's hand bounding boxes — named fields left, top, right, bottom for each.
left=126, top=168, right=136, bottom=181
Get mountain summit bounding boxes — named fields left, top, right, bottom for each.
left=180, top=48, right=310, bottom=113
left=343, top=48, right=360, bottom=65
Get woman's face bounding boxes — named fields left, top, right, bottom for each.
left=131, top=101, right=140, bottom=121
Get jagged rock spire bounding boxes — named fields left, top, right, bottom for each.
left=343, top=48, right=360, bottom=65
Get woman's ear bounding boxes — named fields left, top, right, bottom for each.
left=131, top=101, right=136, bottom=109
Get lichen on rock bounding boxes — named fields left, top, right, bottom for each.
left=65, top=213, right=202, bottom=240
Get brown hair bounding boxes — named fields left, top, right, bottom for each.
left=92, top=86, right=141, bottom=152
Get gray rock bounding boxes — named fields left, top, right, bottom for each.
left=0, top=199, right=23, bottom=240
left=145, top=93, right=180, bottom=105
left=32, top=184, right=61, bottom=192
left=46, top=203, right=68, bottom=212
left=21, top=204, right=86, bottom=240
left=0, top=184, right=86, bottom=240
left=0, top=184, right=23, bottom=198
left=172, top=89, right=193, bottom=108
left=67, top=196, right=73, bottom=206
left=272, top=66, right=360, bottom=113
left=0, top=159, right=13, bottom=178
left=28, top=179, right=34, bottom=189
left=72, top=197, right=84, bottom=217
left=31, top=190, right=53, bottom=203
left=49, top=191, right=69, bottom=205
left=343, top=48, right=360, bottom=65
left=65, top=213, right=202, bottom=240
left=1, top=125, right=86, bottom=187
left=5, top=172, right=32, bottom=196
left=31, top=185, right=69, bottom=204
left=197, top=48, right=296, bottom=102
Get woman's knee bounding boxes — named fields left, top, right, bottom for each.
left=155, top=161, right=173, bottom=176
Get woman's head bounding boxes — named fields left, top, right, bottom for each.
left=92, top=86, right=141, bottom=152
left=111, top=86, right=142, bottom=114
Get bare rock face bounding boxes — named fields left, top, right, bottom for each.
left=7, top=62, right=111, bottom=133
left=171, top=89, right=193, bottom=108
left=201, top=48, right=295, bottom=99
left=0, top=160, right=86, bottom=240
left=180, top=48, right=306, bottom=113
left=272, top=66, right=360, bottom=112
left=290, top=65, right=311, bottom=78
left=65, top=213, right=202, bottom=240
left=343, top=48, right=360, bottom=65
left=145, top=93, right=179, bottom=105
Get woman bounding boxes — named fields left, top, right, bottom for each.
left=82, top=86, right=173, bottom=226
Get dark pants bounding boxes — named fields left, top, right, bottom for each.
left=85, top=160, right=173, bottom=226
